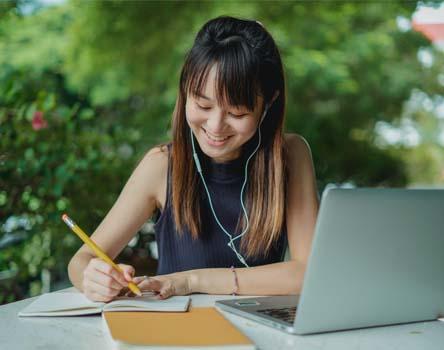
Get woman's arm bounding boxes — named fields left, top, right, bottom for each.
left=137, top=134, right=319, bottom=298
left=189, top=260, right=304, bottom=295
left=68, top=146, right=168, bottom=296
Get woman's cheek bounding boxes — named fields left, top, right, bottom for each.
left=186, top=104, right=205, bottom=126
left=234, top=118, right=259, bottom=137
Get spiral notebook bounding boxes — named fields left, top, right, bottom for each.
left=18, top=292, right=190, bottom=317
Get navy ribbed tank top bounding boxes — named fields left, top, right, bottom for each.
left=153, top=143, right=287, bottom=275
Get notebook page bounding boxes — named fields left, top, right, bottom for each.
left=18, top=292, right=104, bottom=316
left=104, top=294, right=190, bottom=312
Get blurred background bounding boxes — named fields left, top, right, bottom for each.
left=1, top=0, right=443, bottom=304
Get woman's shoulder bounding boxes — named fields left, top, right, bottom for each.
left=284, top=133, right=312, bottom=158
left=144, top=143, right=170, bottom=161
left=140, top=143, right=169, bottom=172
left=137, top=143, right=170, bottom=209
left=283, top=133, right=315, bottom=179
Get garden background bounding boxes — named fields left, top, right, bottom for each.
left=1, top=0, right=444, bottom=304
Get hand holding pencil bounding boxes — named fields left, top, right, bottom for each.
left=62, top=214, right=142, bottom=301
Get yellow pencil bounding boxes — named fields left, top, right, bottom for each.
left=62, top=213, right=142, bottom=296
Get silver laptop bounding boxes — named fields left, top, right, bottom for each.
left=216, top=188, right=444, bottom=334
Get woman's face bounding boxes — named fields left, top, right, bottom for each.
left=185, top=65, right=264, bottom=163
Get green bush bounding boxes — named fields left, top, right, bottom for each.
left=0, top=65, right=140, bottom=303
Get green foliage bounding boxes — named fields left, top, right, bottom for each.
left=64, top=1, right=209, bottom=104
left=0, top=5, right=142, bottom=302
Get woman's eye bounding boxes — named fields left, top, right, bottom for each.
left=229, top=112, right=248, bottom=118
left=197, top=103, right=247, bottom=117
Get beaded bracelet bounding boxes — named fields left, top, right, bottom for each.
left=230, top=266, right=239, bottom=296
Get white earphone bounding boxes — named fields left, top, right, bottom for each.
left=190, top=101, right=273, bottom=267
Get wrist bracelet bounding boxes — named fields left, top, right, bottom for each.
left=230, top=266, right=239, bottom=296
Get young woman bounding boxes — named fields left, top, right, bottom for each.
left=68, top=16, right=319, bottom=302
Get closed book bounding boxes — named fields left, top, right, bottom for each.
left=103, top=306, right=255, bottom=349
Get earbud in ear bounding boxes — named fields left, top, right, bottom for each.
left=259, top=91, right=280, bottom=125
left=259, top=103, right=270, bottom=125
left=271, top=90, right=280, bottom=105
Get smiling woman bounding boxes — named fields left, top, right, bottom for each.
left=172, top=17, right=287, bottom=262
left=68, top=16, right=319, bottom=302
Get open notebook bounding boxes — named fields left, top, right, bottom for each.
left=18, top=291, right=190, bottom=317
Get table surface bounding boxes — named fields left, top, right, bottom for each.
left=1, top=288, right=444, bottom=350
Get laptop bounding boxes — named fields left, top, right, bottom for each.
left=216, top=188, right=444, bottom=334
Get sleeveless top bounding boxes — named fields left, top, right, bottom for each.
left=153, top=143, right=287, bottom=275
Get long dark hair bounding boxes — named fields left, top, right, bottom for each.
left=171, top=16, right=287, bottom=258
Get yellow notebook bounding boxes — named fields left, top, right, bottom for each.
left=103, top=307, right=255, bottom=349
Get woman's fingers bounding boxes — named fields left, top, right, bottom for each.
left=84, top=279, right=121, bottom=302
left=158, top=280, right=174, bottom=299
left=123, top=274, right=187, bottom=300
left=137, top=277, right=163, bottom=292
left=131, top=275, right=188, bottom=299
left=82, top=258, right=139, bottom=302
left=94, top=270, right=125, bottom=291
left=85, top=273, right=121, bottom=293
left=86, top=291, right=110, bottom=303
left=84, top=262, right=125, bottom=290
left=90, top=259, right=129, bottom=287
left=133, top=276, right=147, bottom=285
left=118, top=264, right=135, bottom=282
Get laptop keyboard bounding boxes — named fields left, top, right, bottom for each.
left=257, top=306, right=297, bottom=324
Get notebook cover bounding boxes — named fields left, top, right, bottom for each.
left=103, top=307, right=254, bottom=347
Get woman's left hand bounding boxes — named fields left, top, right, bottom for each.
left=132, top=273, right=194, bottom=299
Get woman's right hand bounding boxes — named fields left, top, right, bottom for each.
left=82, top=258, right=135, bottom=302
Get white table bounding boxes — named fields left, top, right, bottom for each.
left=1, top=288, right=444, bottom=349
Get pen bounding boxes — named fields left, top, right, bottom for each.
left=61, top=213, right=142, bottom=297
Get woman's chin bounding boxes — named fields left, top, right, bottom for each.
left=199, top=142, right=239, bottom=162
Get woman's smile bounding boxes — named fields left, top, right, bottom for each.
left=201, top=127, right=233, bottom=147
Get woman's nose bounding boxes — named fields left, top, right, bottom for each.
left=206, top=110, right=227, bottom=134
